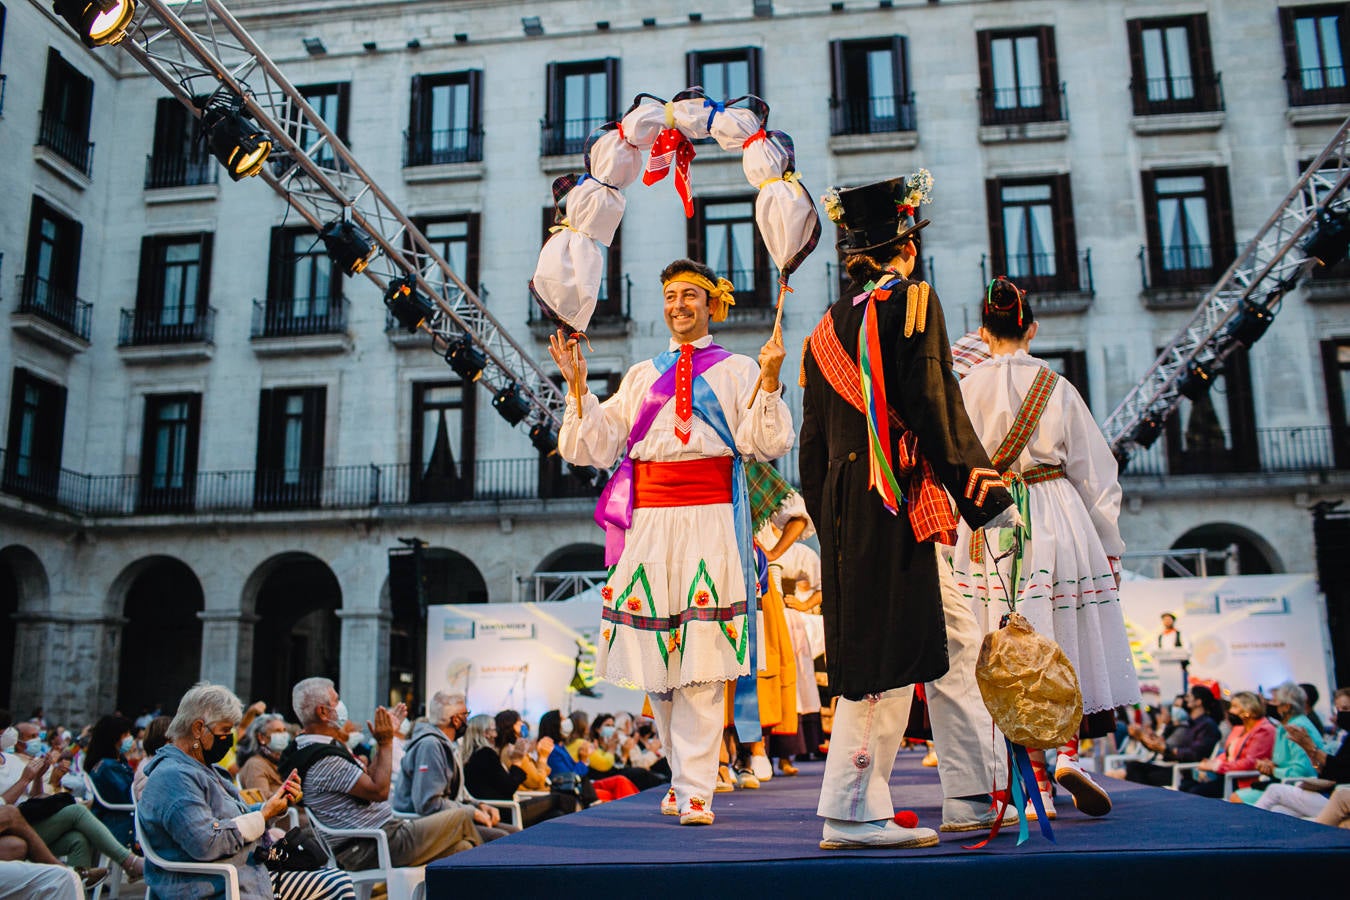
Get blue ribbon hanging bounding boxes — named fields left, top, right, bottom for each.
left=1008, top=738, right=1056, bottom=844
left=702, top=97, right=726, bottom=131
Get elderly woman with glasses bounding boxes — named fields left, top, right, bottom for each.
left=137, top=682, right=355, bottom=900
left=1178, top=691, right=1277, bottom=798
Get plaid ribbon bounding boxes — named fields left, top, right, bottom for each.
left=950, top=331, right=991, bottom=381
left=807, top=312, right=959, bottom=545
left=746, top=460, right=796, bottom=532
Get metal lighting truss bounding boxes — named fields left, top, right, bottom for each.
left=115, top=0, right=566, bottom=428
left=1103, top=115, right=1350, bottom=460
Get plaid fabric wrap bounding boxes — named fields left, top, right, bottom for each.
left=990, top=366, right=1059, bottom=470
left=747, top=460, right=796, bottom=532
left=807, top=314, right=959, bottom=545
left=602, top=599, right=751, bottom=632
left=950, top=331, right=990, bottom=381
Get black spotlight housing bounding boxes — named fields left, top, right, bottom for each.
left=1176, top=358, right=1216, bottom=401
left=445, top=336, right=487, bottom=381
left=1301, top=208, right=1350, bottom=267
left=529, top=423, right=559, bottom=456
left=1225, top=299, right=1275, bottom=348
left=54, top=0, right=136, bottom=48
left=1133, top=412, right=1166, bottom=449
left=203, top=103, right=272, bottom=181
left=383, top=276, right=436, bottom=332
left=493, top=384, right=531, bottom=426
left=321, top=218, right=378, bottom=275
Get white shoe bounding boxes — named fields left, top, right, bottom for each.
left=938, top=797, right=1020, bottom=833
left=660, top=787, right=678, bottom=816
left=679, top=797, right=715, bottom=825
left=734, top=767, right=760, bottom=789
left=819, top=818, right=940, bottom=850
left=750, top=754, right=772, bottom=781
left=1055, top=754, right=1112, bottom=817
left=1024, top=791, right=1057, bottom=821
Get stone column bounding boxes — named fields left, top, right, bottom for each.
left=11, top=612, right=124, bottom=725
left=336, top=608, right=390, bottom=722
left=198, top=610, right=259, bottom=698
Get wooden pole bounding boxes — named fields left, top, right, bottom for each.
left=747, top=279, right=792, bottom=408
left=571, top=342, right=585, bottom=420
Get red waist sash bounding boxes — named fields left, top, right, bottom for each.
left=633, top=457, right=733, bottom=508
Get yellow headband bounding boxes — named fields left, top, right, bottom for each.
left=663, top=273, right=737, bottom=322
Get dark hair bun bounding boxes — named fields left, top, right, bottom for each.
left=980, top=276, right=1034, bottom=340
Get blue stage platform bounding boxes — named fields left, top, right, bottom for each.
left=426, top=752, right=1350, bottom=898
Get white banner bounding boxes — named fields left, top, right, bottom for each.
left=426, top=592, right=647, bottom=727
left=1118, top=574, right=1336, bottom=701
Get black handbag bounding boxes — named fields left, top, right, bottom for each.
left=254, top=827, right=327, bottom=872
left=18, top=792, right=75, bottom=824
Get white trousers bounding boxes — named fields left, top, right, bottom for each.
left=817, top=687, right=914, bottom=821
left=648, top=681, right=725, bottom=812
left=926, top=546, right=1009, bottom=798
left=1254, top=783, right=1330, bottom=819
left=0, top=862, right=82, bottom=900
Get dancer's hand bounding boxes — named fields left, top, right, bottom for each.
left=548, top=329, right=588, bottom=396
left=757, top=322, right=785, bottom=392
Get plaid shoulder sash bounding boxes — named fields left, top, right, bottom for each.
left=807, top=313, right=958, bottom=545
left=991, top=366, right=1059, bottom=471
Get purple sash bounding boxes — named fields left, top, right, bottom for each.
left=594, top=344, right=732, bottom=565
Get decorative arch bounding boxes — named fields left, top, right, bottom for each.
left=112, top=555, right=205, bottom=715
left=1167, top=523, right=1284, bottom=577
left=536, top=543, right=606, bottom=574
left=244, top=552, right=342, bottom=716
left=0, top=545, right=51, bottom=708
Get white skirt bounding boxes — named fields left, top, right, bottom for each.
left=597, top=501, right=750, bottom=692
left=784, top=608, right=822, bottom=714
left=952, top=478, right=1140, bottom=715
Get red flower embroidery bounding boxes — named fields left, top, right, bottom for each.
left=626, top=597, right=641, bottom=612
left=602, top=628, right=612, bottom=642
left=601, top=586, right=613, bottom=601
left=695, top=590, right=710, bottom=607
left=667, top=632, right=680, bottom=652
left=688, top=797, right=705, bottom=811
left=725, top=623, right=738, bottom=642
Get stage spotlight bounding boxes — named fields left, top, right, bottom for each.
left=1177, top=358, right=1216, bottom=401
left=54, top=0, right=136, bottom=48
left=203, top=103, right=271, bottom=180
left=1301, top=208, right=1350, bottom=266
left=1133, top=412, right=1166, bottom=449
left=384, top=276, right=437, bottom=332
left=1225, top=299, right=1275, bottom=348
left=493, top=384, right=532, bottom=426
left=445, top=336, right=487, bottom=381
left=321, top=217, right=378, bottom=275
left=530, top=423, right=559, bottom=457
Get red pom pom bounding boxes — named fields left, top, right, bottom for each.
left=893, top=810, right=919, bottom=829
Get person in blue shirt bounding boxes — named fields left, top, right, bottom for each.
left=86, top=715, right=136, bottom=847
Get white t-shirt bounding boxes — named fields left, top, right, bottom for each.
left=0, top=752, right=29, bottom=799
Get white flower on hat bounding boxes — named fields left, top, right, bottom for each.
left=821, top=186, right=844, bottom=223
left=900, top=168, right=934, bottom=212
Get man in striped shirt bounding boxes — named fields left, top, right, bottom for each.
left=286, top=677, right=479, bottom=870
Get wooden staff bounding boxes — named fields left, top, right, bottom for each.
left=747, top=279, right=792, bottom=408
left=571, top=341, right=585, bottom=420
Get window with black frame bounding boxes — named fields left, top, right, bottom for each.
left=138, top=393, right=200, bottom=512
left=687, top=47, right=762, bottom=100
left=292, top=82, right=349, bottom=169
left=1037, top=350, right=1090, bottom=405
left=688, top=196, right=771, bottom=309
left=1321, top=338, right=1350, bottom=468
left=146, top=97, right=213, bottom=188
left=263, top=226, right=344, bottom=336
left=538, top=206, right=622, bottom=318
left=829, top=37, right=912, bottom=135
left=1126, top=15, right=1221, bottom=115
left=412, top=214, right=480, bottom=297
left=984, top=174, right=1079, bottom=294
left=3, top=368, right=66, bottom=503
left=1163, top=346, right=1258, bottom=475
left=1279, top=4, right=1350, bottom=106
left=1141, top=167, right=1234, bottom=289
left=976, top=27, right=1062, bottom=125
left=410, top=380, right=475, bottom=503
left=255, top=386, right=325, bottom=509
left=38, top=48, right=93, bottom=174
left=407, top=71, right=482, bottom=166
left=540, top=372, right=619, bottom=499
left=128, top=234, right=213, bottom=345
left=542, top=58, right=618, bottom=156
left=21, top=197, right=85, bottom=338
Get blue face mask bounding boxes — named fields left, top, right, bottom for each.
left=599, top=725, right=616, bottom=740
left=23, top=739, right=43, bottom=756
left=119, top=736, right=136, bottom=755
left=520, top=723, right=530, bottom=739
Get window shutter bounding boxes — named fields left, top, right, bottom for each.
left=544, top=62, right=559, bottom=125
left=303, top=387, right=326, bottom=470
left=687, top=199, right=706, bottom=261
left=604, top=57, right=620, bottom=119
left=184, top=393, right=202, bottom=483
left=46, top=380, right=67, bottom=473
left=22, top=198, right=44, bottom=278
left=1191, top=14, right=1216, bottom=109
left=135, top=236, right=157, bottom=313
left=138, top=396, right=159, bottom=486
left=5, top=370, right=27, bottom=467
left=1211, top=166, right=1235, bottom=271
left=541, top=205, right=554, bottom=247
left=1322, top=340, right=1350, bottom=466
left=1125, top=19, right=1146, bottom=115
left=335, top=82, right=351, bottom=146
left=66, top=217, right=83, bottom=298
left=408, top=74, right=423, bottom=137
left=198, top=233, right=214, bottom=310
left=1053, top=173, right=1079, bottom=291
left=1039, top=26, right=1060, bottom=120
left=975, top=31, right=994, bottom=95
left=1141, top=170, right=1161, bottom=284
left=467, top=69, right=484, bottom=160
left=985, top=178, right=1006, bottom=274
left=464, top=212, right=481, bottom=290
left=686, top=52, right=700, bottom=92
left=1067, top=350, right=1090, bottom=403
left=747, top=46, right=764, bottom=96
left=266, top=227, right=286, bottom=305
left=256, top=389, right=275, bottom=472
left=1278, top=6, right=1299, bottom=103
left=828, top=40, right=844, bottom=106
left=42, top=49, right=61, bottom=116
left=892, top=35, right=908, bottom=100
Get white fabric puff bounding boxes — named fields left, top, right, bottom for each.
left=620, top=102, right=667, bottom=150
left=668, top=97, right=713, bottom=140
left=709, top=106, right=764, bottom=151
left=756, top=185, right=818, bottom=273
left=532, top=230, right=603, bottom=333
left=588, top=129, right=644, bottom=189
left=564, top=178, right=624, bottom=248
left=741, top=134, right=791, bottom=186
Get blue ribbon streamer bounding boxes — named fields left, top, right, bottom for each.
left=703, top=97, right=726, bottom=131
left=1008, top=739, right=1056, bottom=844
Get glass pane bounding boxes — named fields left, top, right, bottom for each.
left=1142, top=29, right=1167, bottom=98
left=1003, top=206, right=1030, bottom=267
left=1029, top=204, right=1056, bottom=275
left=704, top=201, right=753, bottom=221
left=161, top=267, right=184, bottom=324
left=1320, top=16, right=1346, bottom=86
left=1158, top=198, right=1183, bottom=267
left=283, top=395, right=304, bottom=483
left=1165, top=26, right=1194, bottom=97
left=1015, top=35, right=1043, bottom=106
left=991, top=38, right=1016, bottom=106
left=1297, top=18, right=1324, bottom=88
left=1340, top=364, right=1350, bottom=421
left=867, top=49, right=894, bottom=100
left=1001, top=184, right=1052, bottom=202
left=1155, top=175, right=1205, bottom=195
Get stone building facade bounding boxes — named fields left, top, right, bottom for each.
left=3, top=0, right=1349, bottom=724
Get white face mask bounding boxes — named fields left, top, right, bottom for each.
left=0, top=727, right=17, bottom=753
left=398, top=718, right=412, bottom=737
left=333, top=700, right=349, bottom=728
left=267, top=733, right=291, bottom=754
left=559, top=719, right=573, bottom=738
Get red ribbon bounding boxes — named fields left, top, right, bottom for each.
left=644, top=127, right=698, bottom=218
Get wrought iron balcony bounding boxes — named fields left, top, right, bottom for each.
left=540, top=116, right=608, bottom=156
left=1130, top=72, right=1224, bottom=116
left=1121, top=425, right=1337, bottom=478
left=980, top=249, right=1094, bottom=304
left=36, top=108, right=94, bottom=176
left=404, top=127, right=484, bottom=166
left=13, top=274, right=92, bottom=340
left=119, top=307, right=216, bottom=346
left=977, top=82, right=1067, bottom=126
left=1286, top=65, right=1350, bottom=108
left=829, top=92, right=917, bottom=136
left=144, top=153, right=219, bottom=189
left=251, top=297, right=350, bottom=338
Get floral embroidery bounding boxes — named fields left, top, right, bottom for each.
left=626, top=597, right=641, bottom=612
left=688, top=797, right=705, bottom=811
left=695, top=590, right=711, bottom=607
left=851, top=749, right=872, bottom=769
left=602, top=628, right=612, bottom=642
left=667, top=631, right=680, bottom=652
left=601, top=586, right=613, bottom=601
left=725, top=623, right=738, bottom=642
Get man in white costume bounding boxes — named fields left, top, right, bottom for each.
left=550, top=258, right=791, bottom=825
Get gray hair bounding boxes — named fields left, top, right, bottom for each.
left=292, top=677, right=336, bottom=727
left=1271, top=681, right=1308, bottom=716
left=167, top=683, right=244, bottom=740
left=240, top=713, right=285, bottom=756
left=458, top=714, right=496, bottom=764
left=428, top=691, right=466, bottom=727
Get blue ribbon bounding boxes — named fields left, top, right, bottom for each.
left=703, top=97, right=725, bottom=131
left=577, top=172, right=621, bottom=191
left=1008, top=739, right=1056, bottom=844
left=755, top=544, right=769, bottom=593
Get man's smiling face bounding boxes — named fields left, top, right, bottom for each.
left=663, top=279, right=712, bottom=343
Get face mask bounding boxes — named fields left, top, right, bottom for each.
left=119, top=736, right=136, bottom=755
left=1227, top=713, right=1243, bottom=727
left=398, top=718, right=412, bottom=737
left=202, top=730, right=234, bottom=766
left=1336, top=710, right=1350, bottom=732
left=1171, top=706, right=1189, bottom=724
left=600, top=725, right=616, bottom=740
left=345, top=732, right=364, bottom=751
left=267, top=733, right=291, bottom=754
left=520, top=723, right=530, bottom=739
left=559, top=719, right=574, bottom=738
left=333, top=701, right=349, bottom=728
left=23, top=739, right=43, bottom=756
left=0, top=727, right=16, bottom=753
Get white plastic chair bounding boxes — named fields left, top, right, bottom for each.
left=134, top=807, right=239, bottom=900
left=460, top=787, right=522, bottom=828
left=85, top=772, right=135, bottom=900
left=305, top=806, right=425, bottom=900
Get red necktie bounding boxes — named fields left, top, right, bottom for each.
left=674, top=344, right=695, bottom=444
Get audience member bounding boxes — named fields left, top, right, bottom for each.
left=138, top=682, right=354, bottom=899
left=1121, top=687, right=1223, bottom=786
left=0, top=860, right=85, bottom=898
left=1300, top=683, right=1326, bottom=736
left=1179, top=691, right=1276, bottom=798
left=1254, top=687, right=1350, bottom=823
left=238, top=714, right=290, bottom=799
left=284, top=677, right=479, bottom=870
left=85, top=715, right=136, bottom=846
left=131, top=716, right=171, bottom=802
left=585, top=713, right=664, bottom=789
left=493, top=710, right=553, bottom=791
left=1232, top=682, right=1322, bottom=804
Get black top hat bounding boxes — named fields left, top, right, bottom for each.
left=829, top=172, right=932, bottom=255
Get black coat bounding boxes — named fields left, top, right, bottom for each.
left=799, top=277, right=1012, bottom=699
